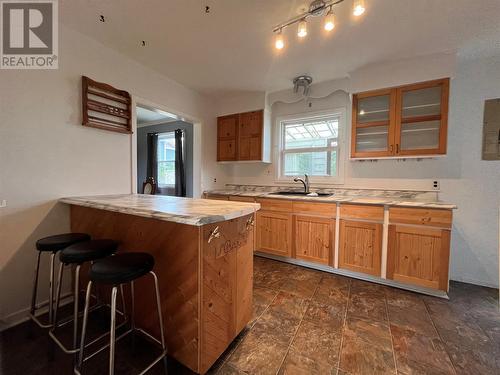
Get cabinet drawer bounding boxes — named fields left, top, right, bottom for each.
left=293, top=201, right=336, bottom=217
left=256, top=198, right=292, bottom=212
left=229, top=196, right=256, bottom=203
left=340, top=204, right=384, bottom=222
left=389, top=207, right=452, bottom=229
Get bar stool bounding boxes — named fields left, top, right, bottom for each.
left=49, top=239, right=119, bottom=354
left=76, top=253, right=166, bottom=375
left=31, top=233, right=91, bottom=328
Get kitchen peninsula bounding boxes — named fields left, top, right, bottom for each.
left=60, top=194, right=260, bottom=374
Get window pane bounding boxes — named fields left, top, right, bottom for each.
left=284, top=119, right=338, bottom=149
left=357, top=95, right=390, bottom=123
left=158, top=161, right=175, bottom=185
left=284, top=151, right=337, bottom=177
left=401, top=121, right=440, bottom=150
left=355, top=125, right=388, bottom=152
left=402, top=86, right=441, bottom=118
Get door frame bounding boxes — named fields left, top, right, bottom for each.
left=130, top=95, right=203, bottom=197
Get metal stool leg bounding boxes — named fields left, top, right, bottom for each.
left=73, top=265, right=81, bottom=352
left=52, top=262, right=65, bottom=327
left=151, top=271, right=166, bottom=353
left=30, top=251, right=56, bottom=328
left=76, top=281, right=92, bottom=373
left=109, top=286, right=118, bottom=375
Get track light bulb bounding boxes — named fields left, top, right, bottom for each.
left=297, top=20, right=307, bottom=38
left=324, top=10, right=335, bottom=31
left=275, top=31, right=284, bottom=50
left=353, top=0, right=366, bottom=16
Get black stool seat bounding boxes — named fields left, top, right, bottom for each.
left=90, top=253, right=155, bottom=285
left=36, top=233, right=91, bottom=252
left=60, top=239, right=119, bottom=264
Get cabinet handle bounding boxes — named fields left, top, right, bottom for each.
left=208, top=226, right=221, bottom=243
left=390, top=144, right=394, bottom=153
left=396, top=144, right=400, bottom=153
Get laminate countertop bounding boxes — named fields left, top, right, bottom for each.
left=205, top=187, right=457, bottom=210
left=60, top=194, right=260, bottom=226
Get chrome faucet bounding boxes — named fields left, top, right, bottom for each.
left=294, top=174, right=310, bottom=194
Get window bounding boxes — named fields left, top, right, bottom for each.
left=278, top=113, right=342, bottom=182
left=157, top=132, right=175, bottom=186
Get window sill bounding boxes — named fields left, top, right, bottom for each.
left=274, top=177, right=345, bottom=186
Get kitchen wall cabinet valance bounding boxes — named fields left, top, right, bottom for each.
left=351, top=78, right=449, bottom=158
left=217, top=110, right=271, bottom=162
left=82, top=76, right=132, bottom=134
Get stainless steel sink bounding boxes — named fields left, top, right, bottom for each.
left=270, top=191, right=333, bottom=197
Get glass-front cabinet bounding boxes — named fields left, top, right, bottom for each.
left=351, top=78, right=449, bottom=158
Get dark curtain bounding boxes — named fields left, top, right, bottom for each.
left=174, top=129, right=186, bottom=197
left=146, top=133, right=158, bottom=189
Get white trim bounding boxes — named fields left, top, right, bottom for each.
left=130, top=96, right=203, bottom=198
left=137, top=118, right=178, bottom=128
left=274, top=108, right=347, bottom=185
left=255, top=253, right=449, bottom=299
left=381, top=206, right=390, bottom=279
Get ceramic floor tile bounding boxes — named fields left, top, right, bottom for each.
left=390, top=324, right=455, bottom=374
left=344, top=316, right=392, bottom=348
left=252, top=287, right=279, bottom=322
left=348, top=294, right=388, bottom=322
left=226, top=331, right=289, bottom=375
left=278, top=277, right=320, bottom=299
left=251, top=309, right=301, bottom=345
left=444, top=340, right=500, bottom=375
left=303, top=300, right=346, bottom=329
left=289, top=319, right=342, bottom=367
left=339, top=333, right=396, bottom=375
left=267, top=291, right=309, bottom=319
left=279, top=348, right=337, bottom=375
left=387, top=304, right=437, bottom=337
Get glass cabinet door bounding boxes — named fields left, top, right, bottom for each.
left=396, top=80, right=449, bottom=155
left=352, top=90, right=395, bottom=157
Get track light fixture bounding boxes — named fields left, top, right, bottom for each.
left=273, top=0, right=367, bottom=50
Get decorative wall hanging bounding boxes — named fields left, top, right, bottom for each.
left=82, top=76, right=132, bottom=134
left=482, top=98, right=500, bottom=160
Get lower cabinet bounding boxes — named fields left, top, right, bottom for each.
left=256, top=210, right=292, bottom=257
left=387, top=225, right=450, bottom=291
left=339, top=220, right=382, bottom=276
left=294, top=215, right=334, bottom=265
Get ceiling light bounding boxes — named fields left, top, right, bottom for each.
left=297, top=19, right=307, bottom=38
left=353, top=0, right=366, bottom=16
left=272, top=0, right=367, bottom=50
left=275, top=30, right=285, bottom=50
left=324, top=7, right=335, bottom=31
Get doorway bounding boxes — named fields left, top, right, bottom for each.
left=135, top=104, right=194, bottom=197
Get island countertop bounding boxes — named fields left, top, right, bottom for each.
left=60, top=194, right=260, bottom=226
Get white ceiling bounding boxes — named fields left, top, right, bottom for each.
left=136, top=106, right=177, bottom=125
left=60, top=0, right=500, bottom=96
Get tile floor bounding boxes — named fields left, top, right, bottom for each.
left=1, top=256, right=499, bottom=375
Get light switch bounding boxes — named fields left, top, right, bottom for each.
left=0, top=200, right=6, bottom=208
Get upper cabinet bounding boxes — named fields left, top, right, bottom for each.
left=351, top=78, right=450, bottom=159
left=217, top=110, right=271, bottom=162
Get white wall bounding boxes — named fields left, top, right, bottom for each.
left=0, top=25, right=229, bottom=327
left=219, top=52, right=500, bottom=288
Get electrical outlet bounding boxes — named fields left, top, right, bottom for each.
left=0, top=200, right=6, bottom=208
left=213, top=177, right=217, bottom=183
left=432, top=180, right=440, bottom=190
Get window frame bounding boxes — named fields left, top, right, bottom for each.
left=157, top=132, right=176, bottom=188
left=274, top=109, right=346, bottom=185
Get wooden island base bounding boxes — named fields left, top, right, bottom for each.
left=70, top=205, right=254, bottom=374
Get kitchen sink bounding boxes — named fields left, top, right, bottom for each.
left=270, top=191, right=333, bottom=197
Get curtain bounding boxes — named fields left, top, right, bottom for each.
left=174, top=129, right=186, bottom=197
left=146, top=133, right=158, bottom=190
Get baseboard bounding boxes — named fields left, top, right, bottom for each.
left=0, top=292, right=73, bottom=332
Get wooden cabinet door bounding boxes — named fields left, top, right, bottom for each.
left=295, top=215, right=334, bottom=265
left=217, top=139, right=237, bottom=161
left=256, top=210, right=292, bottom=257
left=387, top=225, right=450, bottom=291
left=339, top=220, right=382, bottom=276
left=218, top=115, right=238, bottom=139
left=238, top=110, right=262, bottom=160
